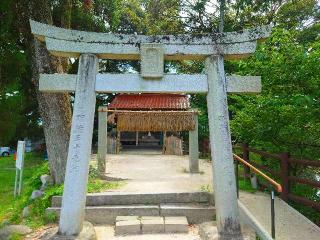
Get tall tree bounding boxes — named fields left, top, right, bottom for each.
left=17, top=0, right=73, bottom=184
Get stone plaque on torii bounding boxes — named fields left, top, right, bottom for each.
left=30, top=20, right=271, bottom=239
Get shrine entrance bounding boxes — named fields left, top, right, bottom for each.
left=97, top=93, right=199, bottom=172
left=30, top=19, right=271, bottom=239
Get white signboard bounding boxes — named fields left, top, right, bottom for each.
left=14, top=141, right=25, bottom=197
left=16, top=141, right=25, bottom=170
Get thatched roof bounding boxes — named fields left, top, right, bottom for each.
left=109, top=110, right=197, bottom=132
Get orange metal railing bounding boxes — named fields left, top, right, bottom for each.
left=233, top=154, right=282, bottom=193
left=233, top=153, right=282, bottom=239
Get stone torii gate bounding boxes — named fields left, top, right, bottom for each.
left=30, top=20, right=270, bottom=239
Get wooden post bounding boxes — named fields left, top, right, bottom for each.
left=136, top=131, right=139, bottom=146
left=280, top=152, right=290, bottom=201
left=59, top=54, right=98, bottom=235
left=242, top=143, right=250, bottom=180
left=117, top=131, right=121, bottom=154
left=162, top=131, right=166, bottom=153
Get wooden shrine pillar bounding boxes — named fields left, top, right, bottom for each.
left=117, top=131, right=121, bottom=154
left=136, top=131, right=139, bottom=146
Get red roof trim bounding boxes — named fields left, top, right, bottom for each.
left=108, top=94, right=190, bottom=110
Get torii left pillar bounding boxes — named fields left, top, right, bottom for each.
left=59, top=54, right=98, bottom=235
left=98, top=106, right=108, bottom=173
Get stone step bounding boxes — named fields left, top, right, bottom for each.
left=115, top=216, right=141, bottom=235
left=164, top=216, right=189, bottom=233
left=115, top=216, right=189, bottom=235
left=160, top=203, right=215, bottom=224
left=51, top=192, right=213, bottom=207
left=46, top=203, right=215, bottom=224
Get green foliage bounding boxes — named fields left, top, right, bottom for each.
left=0, top=1, right=27, bottom=89
left=0, top=0, right=33, bottom=146
left=89, top=165, right=100, bottom=179
left=0, top=89, right=24, bottom=145
left=230, top=28, right=320, bottom=159
left=200, top=184, right=211, bottom=193
left=290, top=201, right=320, bottom=226
left=7, top=161, right=52, bottom=227
left=87, top=179, right=125, bottom=193
left=0, top=154, right=125, bottom=227
left=0, top=153, right=44, bottom=222
left=238, top=179, right=256, bottom=194
left=143, top=0, right=184, bottom=35
left=18, top=184, right=63, bottom=228
left=8, top=233, right=23, bottom=240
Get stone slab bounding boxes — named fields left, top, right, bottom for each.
left=52, top=192, right=211, bottom=207
left=30, top=20, right=271, bottom=45
left=94, top=225, right=202, bottom=240
left=164, top=216, right=188, bottom=233
left=116, top=216, right=140, bottom=222
left=141, top=216, right=164, bottom=234
left=46, top=205, right=159, bottom=224
left=115, top=218, right=141, bottom=235
left=40, top=74, right=261, bottom=94
left=45, top=37, right=258, bottom=60
left=160, top=203, right=215, bottom=224
left=48, top=203, right=215, bottom=225
left=140, top=43, right=164, bottom=79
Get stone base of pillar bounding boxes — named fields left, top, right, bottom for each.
left=199, top=222, right=256, bottom=240
left=40, top=222, right=96, bottom=240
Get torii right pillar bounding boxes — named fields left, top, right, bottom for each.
left=206, top=55, right=242, bottom=240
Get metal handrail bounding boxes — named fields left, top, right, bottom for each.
left=233, top=154, right=282, bottom=193
left=233, top=153, right=282, bottom=239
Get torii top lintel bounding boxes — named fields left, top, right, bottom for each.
left=30, top=20, right=272, bottom=61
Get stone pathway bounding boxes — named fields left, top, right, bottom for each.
left=94, top=225, right=200, bottom=240
left=239, top=191, right=320, bottom=240
left=100, top=154, right=212, bottom=193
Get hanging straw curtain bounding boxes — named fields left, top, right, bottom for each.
left=115, top=111, right=196, bottom=132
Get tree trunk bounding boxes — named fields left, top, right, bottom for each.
left=19, top=0, right=72, bottom=184
left=32, top=41, right=72, bottom=184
